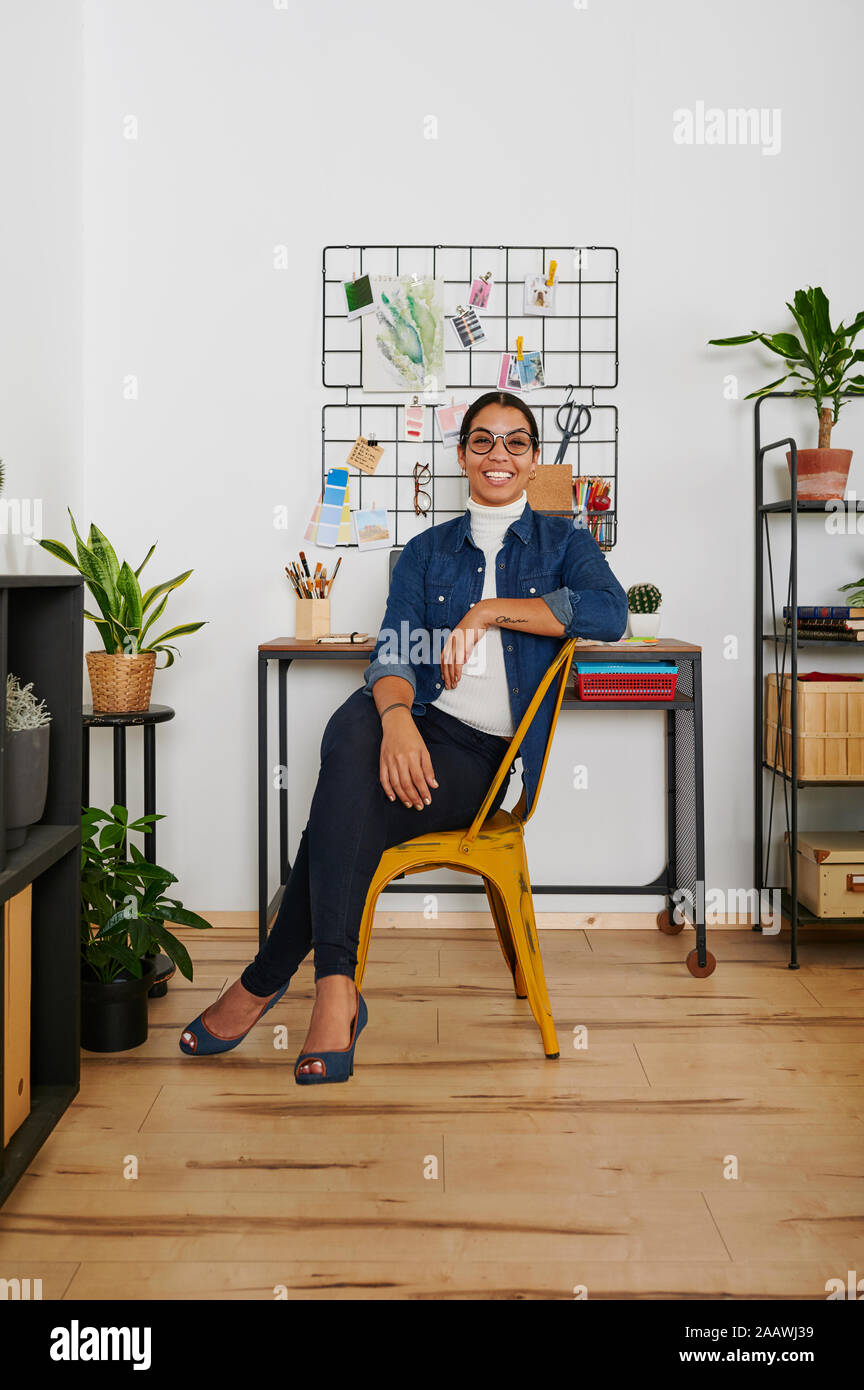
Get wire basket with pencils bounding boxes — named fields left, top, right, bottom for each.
left=573, top=476, right=613, bottom=550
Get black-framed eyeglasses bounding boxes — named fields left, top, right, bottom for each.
left=463, top=428, right=538, bottom=456
left=413, top=461, right=432, bottom=516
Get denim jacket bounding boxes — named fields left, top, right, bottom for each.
left=361, top=501, right=629, bottom=815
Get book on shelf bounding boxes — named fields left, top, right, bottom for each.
left=782, top=621, right=864, bottom=641
left=784, top=617, right=864, bottom=631
left=782, top=604, right=864, bottom=619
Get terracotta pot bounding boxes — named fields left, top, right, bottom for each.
left=85, top=650, right=156, bottom=713
left=786, top=448, right=853, bottom=502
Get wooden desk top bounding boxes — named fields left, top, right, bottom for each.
left=572, top=637, right=701, bottom=654
left=259, top=636, right=375, bottom=654
left=259, top=636, right=701, bottom=655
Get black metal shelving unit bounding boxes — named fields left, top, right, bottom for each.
left=0, top=575, right=83, bottom=1207
left=755, top=391, right=864, bottom=969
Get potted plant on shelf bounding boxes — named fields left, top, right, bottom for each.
left=37, top=510, right=206, bottom=713
left=81, top=803, right=212, bottom=1051
left=709, top=286, right=864, bottom=501
left=838, top=572, right=864, bottom=606
left=5, top=673, right=51, bottom=848
left=627, top=583, right=662, bottom=637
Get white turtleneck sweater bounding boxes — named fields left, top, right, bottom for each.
left=434, top=490, right=527, bottom=737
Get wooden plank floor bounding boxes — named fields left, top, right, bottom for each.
left=1, top=918, right=863, bottom=1300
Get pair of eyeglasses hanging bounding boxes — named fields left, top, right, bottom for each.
left=413, top=461, right=431, bottom=516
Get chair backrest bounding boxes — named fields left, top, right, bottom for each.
left=459, top=635, right=579, bottom=847
left=388, top=547, right=403, bottom=584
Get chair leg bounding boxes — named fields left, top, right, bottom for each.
left=354, top=874, right=385, bottom=993
left=483, top=876, right=526, bottom=997
left=489, top=848, right=559, bottom=1058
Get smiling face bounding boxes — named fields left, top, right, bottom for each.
left=457, top=403, right=539, bottom=507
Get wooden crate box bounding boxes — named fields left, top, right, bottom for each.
left=785, top=830, right=864, bottom=918
left=764, top=675, right=864, bottom=781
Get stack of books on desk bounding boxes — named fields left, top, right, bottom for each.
left=783, top=605, right=864, bottom=642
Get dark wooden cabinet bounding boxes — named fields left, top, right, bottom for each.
left=0, top=575, right=83, bottom=1206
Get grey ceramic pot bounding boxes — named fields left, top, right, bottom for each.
left=5, top=724, right=50, bottom=849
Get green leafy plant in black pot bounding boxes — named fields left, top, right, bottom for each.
left=81, top=804, right=212, bottom=1052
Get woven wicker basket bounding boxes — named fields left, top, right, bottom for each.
left=86, top=650, right=156, bottom=714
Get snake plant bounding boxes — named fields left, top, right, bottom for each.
left=38, top=509, right=206, bottom=666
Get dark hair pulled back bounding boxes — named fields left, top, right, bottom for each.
left=457, top=391, right=539, bottom=447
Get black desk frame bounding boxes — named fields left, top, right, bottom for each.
left=258, top=646, right=706, bottom=965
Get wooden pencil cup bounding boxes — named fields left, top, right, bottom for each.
left=295, top=598, right=330, bottom=640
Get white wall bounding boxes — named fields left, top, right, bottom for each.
left=0, top=1, right=83, bottom=573
left=65, top=0, right=864, bottom=913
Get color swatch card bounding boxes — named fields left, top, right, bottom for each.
left=305, top=468, right=350, bottom=547
left=304, top=492, right=322, bottom=542
left=337, top=481, right=352, bottom=543
left=404, top=401, right=425, bottom=440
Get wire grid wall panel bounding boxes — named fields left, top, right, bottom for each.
left=322, top=401, right=618, bottom=549
left=322, top=245, right=619, bottom=392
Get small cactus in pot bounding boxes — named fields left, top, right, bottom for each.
left=627, top=583, right=662, bottom=637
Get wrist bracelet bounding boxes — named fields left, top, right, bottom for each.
left=380, top=702, right=412, bottom=721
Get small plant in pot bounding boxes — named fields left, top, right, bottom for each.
left=5, top=673, right=51, bottom=848
left=81, top=803, right=212, bottom=1052
left=38, top=510, right=207, bottom=714
left=627, top=583, right=662, bottom=637
left=709, top=286, right=864, bottom=501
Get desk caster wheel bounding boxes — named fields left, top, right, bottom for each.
left=686, top=948, right=716, bottom=978
left=657, top=908, right=684, bottom=935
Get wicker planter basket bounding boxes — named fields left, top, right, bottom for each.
left=85, top=650, right=156, bottom=713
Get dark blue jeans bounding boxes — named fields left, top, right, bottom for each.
left=240, top=686, right=515, bottom=995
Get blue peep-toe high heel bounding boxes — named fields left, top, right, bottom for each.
left=294, top=985, right=368, bottom=1085
left=179, top=981, right=290, bottom=1055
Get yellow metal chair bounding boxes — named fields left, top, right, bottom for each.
left=354, top=635, right=580, bottom=1058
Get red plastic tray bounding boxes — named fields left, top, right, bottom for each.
left=574, top=666, right=678, bottom=701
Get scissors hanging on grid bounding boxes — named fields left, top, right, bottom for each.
left=553, top=386, right=591, bottom=466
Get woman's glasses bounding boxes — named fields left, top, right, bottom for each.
left=463, top=428, right=537, bottom=456
left=413, top=462, right=432, bottom=516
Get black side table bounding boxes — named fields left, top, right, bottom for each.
left=82, top=704, right=176, bottom=997
left=82, top=704, right=175, bottom=861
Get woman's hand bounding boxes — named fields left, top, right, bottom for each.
left=379, top=708, right=439, bottom=809
left=440, top=606, right=489, bottom=689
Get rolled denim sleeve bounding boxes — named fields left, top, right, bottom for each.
left=361, top=538, right=427, bottom=699
left=540, top=527, right=629, bottom=641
